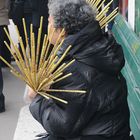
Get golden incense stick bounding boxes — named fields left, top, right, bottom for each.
left=0, top=0, right=119, bottom=103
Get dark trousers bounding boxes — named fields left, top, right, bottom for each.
left=16, top=13, right=32, bottom=58
left=0, top=26, right=5, bottom=110
left=0, top=26, right=11, bottom=67
left=0, top=67, right=4, bottom=111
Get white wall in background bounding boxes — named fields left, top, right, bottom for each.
left=128, top=0, right=135, bottom=31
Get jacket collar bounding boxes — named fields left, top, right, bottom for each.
left=57, top=20, right=102, bottom=60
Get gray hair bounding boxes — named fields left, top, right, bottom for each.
left=48, top=0, right=96, bottom=34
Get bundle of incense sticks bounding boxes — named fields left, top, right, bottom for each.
left=0, top=17, right=86, bottom=104
left=0, top=0, right=118, bottom=104
left=87, top=0, right=118, bottom=29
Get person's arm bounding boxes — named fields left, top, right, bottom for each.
left=29, top=92, right=88, bottom=137
left=29, top=64, right=98, bottom=137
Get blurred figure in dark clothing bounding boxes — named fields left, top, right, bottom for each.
left=31, top=0, right=49, bottom=61
left=0, top=26, right=11, bottom=68
left=9, top=0, right=32, bottom=57
left=0, top=65, right=4, bottom=113
left=0, top=0, right=11, bottom=67
left=31, top=0, right=49, bottom=41
left=24, top=0, right=32, bottom=35
left=0, top=0, right=10, bottom=112
left=31, top=0, right=49, bottom=30
left=10, top=0, right=49, bottom=59
left=19, top=0, right=32, bottom=57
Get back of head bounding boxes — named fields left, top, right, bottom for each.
left=48, top=0, right=97, bottom=35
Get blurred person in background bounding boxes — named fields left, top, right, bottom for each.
left=9, top=0, right=32, bottom=57
left=31, top=0, right=49, bottom=62
left=0, top=66, right=4, bottom=113
left=31, top=0, right=49, bottom=40
left=9, top=0, right=49, bottom=60
left=0, top=0, right=10, bottom=112
left=0, top=0, right=11, bottom=67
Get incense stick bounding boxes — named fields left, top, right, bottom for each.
left=87, top=0, right=118, bottom=29
left=0, top=0, right=120, bottom=103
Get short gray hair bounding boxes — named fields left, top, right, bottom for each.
left=48, top=0, right=96, bottom=35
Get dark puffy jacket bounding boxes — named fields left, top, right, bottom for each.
left=29, top=21, right=130, bottom=140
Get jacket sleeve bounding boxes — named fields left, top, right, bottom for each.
left=29, top=63, right=98, bottom=137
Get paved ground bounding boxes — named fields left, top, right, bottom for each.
left=0, top=63, right=26, bottom=140
left=13, top=105, right=45, bottom=140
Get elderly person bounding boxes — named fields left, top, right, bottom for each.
left=29, top=0, right=130, bottom=139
